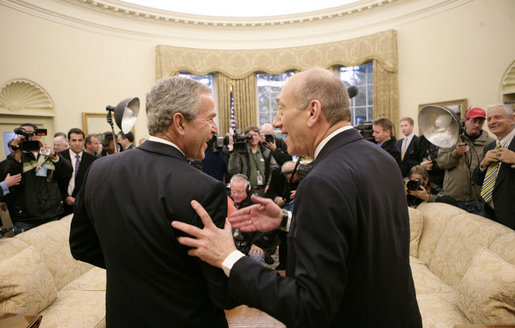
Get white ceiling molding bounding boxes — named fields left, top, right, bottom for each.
left=1, top=0, right=471, bottom=46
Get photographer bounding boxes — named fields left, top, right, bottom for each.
left=260, top=123, right=292, bottom=165
left=437, top=107, right=493, bottom=214
left=228, top=125, right=278, bottom=195
left=2, top=123, right=72, bottom=232
left=406, top=165, right=456, bottom=208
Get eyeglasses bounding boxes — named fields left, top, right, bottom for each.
left=231, top=190, right=246, bottom=195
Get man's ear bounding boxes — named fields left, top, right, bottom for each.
left=171, top=112, right=186, bottom=136
left=307, top=100, right=323, bottom=128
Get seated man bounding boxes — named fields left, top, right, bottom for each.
left=230, top=174, right=277, bottom=264
left=406, top=165, right=456, bottom=208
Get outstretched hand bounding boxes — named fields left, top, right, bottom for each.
left=229, top=194, right=282, bottom=232
left=171, top=200, right=236, bottom=268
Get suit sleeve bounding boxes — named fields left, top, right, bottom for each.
left=195, top=182, right=239, bottom=309
left=69, top=165, right=106, bottom=268
left=228, top=174, right=352, bottom=327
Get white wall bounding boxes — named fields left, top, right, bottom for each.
left=0, top=0, right=513, bottom=138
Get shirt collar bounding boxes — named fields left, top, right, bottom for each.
left=314, top=125, right=354, bottom=160
left=148, top=136, right=185, bottom=156
left=69, top=148, right=83, bottom=158
left=499, top=127, right=515, bottom=148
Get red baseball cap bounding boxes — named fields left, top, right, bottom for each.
left=466, top=107, right=486, bottom=119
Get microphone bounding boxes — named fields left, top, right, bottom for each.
left=347, top=86, right=358, bottom=99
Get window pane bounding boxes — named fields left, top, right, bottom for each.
left=340, top=63, right=373, bottom=126
left=178, top=73, right=213, bottom=88
left=257, top=72, right=294, bottom=127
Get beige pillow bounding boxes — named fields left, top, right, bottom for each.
left=457, top=247, right=515, bottom=324
left=0, top=246, right=57, bottom=313
left=408, top=207, right=423, bottom=257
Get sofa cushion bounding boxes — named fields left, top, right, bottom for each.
left=489, top=230, right=515, bottom=264
left=410, top=256, right=456, bottom=304
left=416, top=293, right=470, bottom=328
left=408, top=207, right=423, bottom=257
left=428, top=212, right=504, bottom=290
left=15, top=219, right=93, bottom=290
left=0, top=246, right=57, bottom=313
left=416, top=202, right=463, bottom=265
left=62, top=267, right=106, bottom=291
left=456, top=247, right=515, bottom=324
left=0, top=237, right=29, bottom=260
left=39, top=289, right=106, bottom=328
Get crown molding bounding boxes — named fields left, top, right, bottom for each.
left=1, top=0, right=471, bottom=46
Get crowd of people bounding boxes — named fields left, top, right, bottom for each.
left=0, top=69, right=513, bottom=327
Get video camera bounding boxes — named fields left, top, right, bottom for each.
left=206, top=134, right=230, bottom=153
left=407, top=178, right=423, bottom=191
left=232, top=131, right=252, bottom=154
left=355, top=121, right=375, bottom=143
left=14, top=127, right=47, bottom=151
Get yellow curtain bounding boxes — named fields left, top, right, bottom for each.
left=216, top=73, right=257, bottom=135
left=373, top=60, right=399, bottom=132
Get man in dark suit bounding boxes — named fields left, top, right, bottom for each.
left=69, top=77, right=237, bottom=327
left=172, top=68, right=422, bottom=327
left=59, top=128, right=96, bottom=216
left=474, top=104, right=515, bottom=229
left=372, top=116, right=401, bottom=166
left=396, top=117, right=419, bottom=177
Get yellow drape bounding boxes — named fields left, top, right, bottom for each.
left=217, top=74, right=257, bottom=135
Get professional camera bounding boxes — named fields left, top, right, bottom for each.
left=206, top=134, right=229, bottom=153
left=355, top=121, right=375, bottom=143
left=232, top=131, right=252, bottom=154
left=407, top=178, right=423, bottom=191
left=13, top=127, right=47, bottom=151
left=264, top=133, right=275, bottom=144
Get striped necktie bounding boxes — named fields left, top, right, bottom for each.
left=480, top=142, right=501, bottom=203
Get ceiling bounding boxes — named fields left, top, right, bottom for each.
left=119, top=0, right=361, bottom=17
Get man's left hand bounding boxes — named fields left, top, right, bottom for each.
left=171, top=200, right=237, bottom=268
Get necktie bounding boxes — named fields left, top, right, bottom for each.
left=401, top=137, right=407, bottom=161
left=480, top=142, right=501, bottom=203
left=74, top=154, right=80, bottom=179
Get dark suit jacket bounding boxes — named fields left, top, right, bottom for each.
left=228, top=128, right=422, bottom=327
left=70, top=141, right=237, bottom=327
left=396, top=135, right=420, bottom=177
left=59, top=150, right=97, bottom=214
left=474, top=136, right=515, bottom=229
left=380, top=137, right=401, bottom=166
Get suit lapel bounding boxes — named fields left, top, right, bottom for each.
left=495, top=136, right=515, bottom=186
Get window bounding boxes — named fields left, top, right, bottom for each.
left=340, top=63, right=373, bottom=126
left=257, top=72, right=294, bottom=127
left=178, top=73, right=214, bottom=88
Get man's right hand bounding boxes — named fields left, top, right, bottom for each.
left=480, top=149, right=499, bottom=169
left=229, top=194, right=282, bottom=232
left=65, top=196, right=76, bottom=206
left=456, top=143, right=469, bottom=156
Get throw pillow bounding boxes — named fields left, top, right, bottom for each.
left=457, top=247, right=515, bottom=324
left=408, top=207, right=424, bottom=257
left=0, top=246, right=57, bottom=313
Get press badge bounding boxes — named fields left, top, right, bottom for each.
left=36, top=167, right=48, bottom=177
left=256, top=171, right=264, bottom=186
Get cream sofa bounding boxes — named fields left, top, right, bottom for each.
left=0, top=214, right=106, bottom=328
left=408, top=202, right=515, bottom=328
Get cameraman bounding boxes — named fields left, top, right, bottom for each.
left=406, top=165, right=456, bottom=208
left=228, top=125, right=278, bottom=195
left=2, top=123, right=72, bottom=232
left=260, top=123, right=291, bottom=165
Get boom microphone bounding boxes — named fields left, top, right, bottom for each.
left=347, top=86, right=358, bottom=99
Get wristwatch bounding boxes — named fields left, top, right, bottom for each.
left=280, top=209, right=290, bottom=229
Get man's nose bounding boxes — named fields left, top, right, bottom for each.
left=211, top=121, right=218, bottom=134
left=272, top=112, right=282, bottom=128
